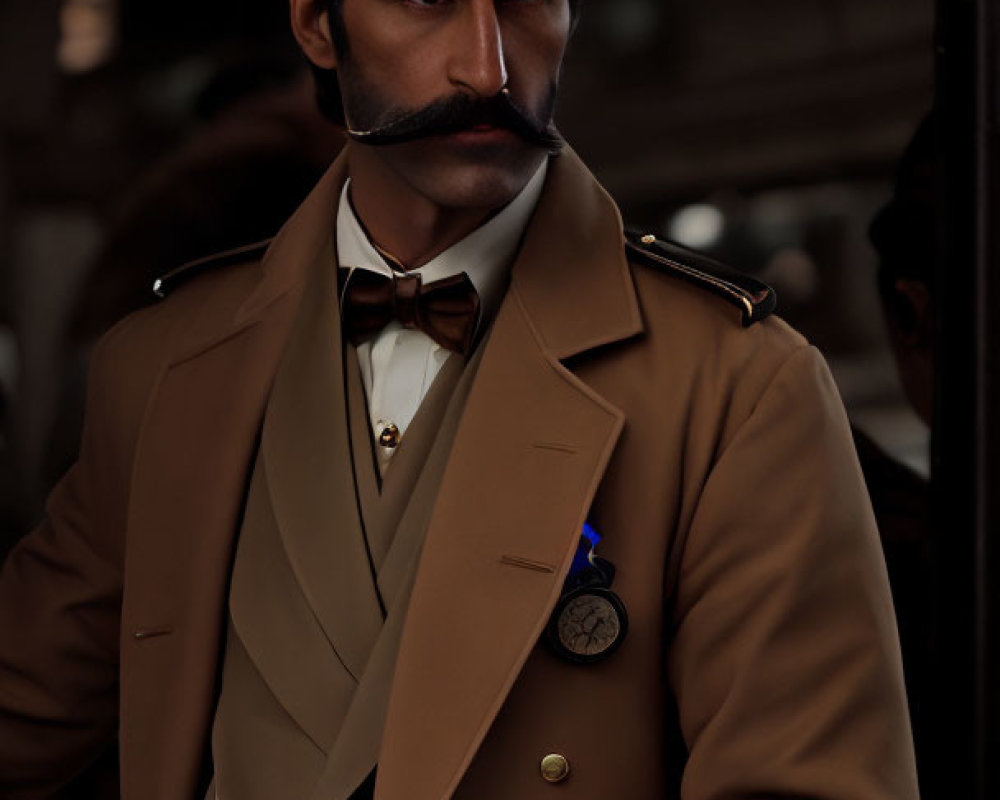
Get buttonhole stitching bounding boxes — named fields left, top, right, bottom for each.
left=133, top=626, right=174, bottom=641
left=500, top=555, right=556, bottom=573
left=533, top=442, right=577, bottom=454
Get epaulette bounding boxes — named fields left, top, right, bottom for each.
left=624, top=229, right=776, bottom=327
left=152, top=239, right=273, bottom=299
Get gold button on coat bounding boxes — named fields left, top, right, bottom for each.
left=540, top=753, right=570, bottom=783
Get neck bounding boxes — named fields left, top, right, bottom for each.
left=347, top=145, right=495, bottom=270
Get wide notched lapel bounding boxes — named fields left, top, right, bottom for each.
left=119, top=155, right=352, bottom=800
left=120, top=308, right=297, bottom=800
left=374, top=149, right=644, bottom=800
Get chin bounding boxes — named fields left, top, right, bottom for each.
left=390, top=141, right=546, bottom=211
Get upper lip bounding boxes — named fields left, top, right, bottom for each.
left=450, top=124, right=508, bottom=135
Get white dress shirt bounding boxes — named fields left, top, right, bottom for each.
left=336, top=161, right=547, bottom=462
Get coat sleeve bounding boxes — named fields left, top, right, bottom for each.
left=667, top=345, right=920, bottom=800
left=0, top=330, right=130, bottom=798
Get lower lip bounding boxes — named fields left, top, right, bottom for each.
left=441, top=127, right=517, bottom=145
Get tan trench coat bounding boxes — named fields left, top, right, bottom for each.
left=0, top=149, right=919, bottom=800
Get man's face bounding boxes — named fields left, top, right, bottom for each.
left=333, top=0, right=572, bottom=211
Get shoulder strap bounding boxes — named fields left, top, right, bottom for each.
left=624, top=229, right=776, bottom=327
left=152, top=239, right=272, bottom=299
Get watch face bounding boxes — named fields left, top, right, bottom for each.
left=549, top=588, right=628, bottom=664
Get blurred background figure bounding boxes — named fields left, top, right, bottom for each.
left=862, top=113, right=937, bottom=793
left=869, top=116, right=935, bottom=434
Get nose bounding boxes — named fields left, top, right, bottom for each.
left=447, top=0, right=508, bottom=97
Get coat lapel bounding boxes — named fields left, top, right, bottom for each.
left=120, top=309, right=296, bottom=800
left=374, top=149, right=643, bottom=800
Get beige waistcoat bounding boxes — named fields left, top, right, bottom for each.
left=208, top=250, right=487, bottom=800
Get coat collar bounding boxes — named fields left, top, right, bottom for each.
left=230, top=145, right=642, bottom=363
left=336, top=160, right=548, bottom=330
left=511, top=147, right=643, bottom=359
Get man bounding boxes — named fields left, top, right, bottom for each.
left=0, top=2, right=919, bottom=799
left=859, top=113, right=937, bottom=795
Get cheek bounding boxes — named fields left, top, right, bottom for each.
left=502, top=9, right=572, bottom=87
left=347, top=42, right=466, bottom=115
left=340, top=5, right=447, bottom=105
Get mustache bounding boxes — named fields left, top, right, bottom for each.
left=346, top=90, right=564, bottom=152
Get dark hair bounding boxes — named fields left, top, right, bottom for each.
left=308, top=0, right=582, bottom=125
left=868, top=114, right=937, bottom=319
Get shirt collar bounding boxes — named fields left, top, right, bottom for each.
left=336, top=160, right=548, bottom=323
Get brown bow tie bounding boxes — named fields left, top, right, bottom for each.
left=340, top=268, right=481, bottom=355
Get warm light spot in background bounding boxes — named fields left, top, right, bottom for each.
left=58, top=0, right=118, bottom=74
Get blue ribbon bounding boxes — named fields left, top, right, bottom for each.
left=569, top=522, right=602, bottom=577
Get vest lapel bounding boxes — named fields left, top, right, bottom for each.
left=312, top=341, right=488, bottom=800
left=225, top=441, right=362, bottom=753
left=345, top=345, right=464, bottom=574
left=254, top=235, right=384, bottom=687
left=373, top=149, right=644, bottom=800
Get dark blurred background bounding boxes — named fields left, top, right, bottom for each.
left=0, top=0, right=945, bottom=795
